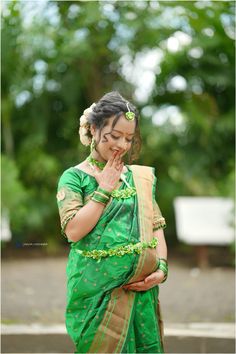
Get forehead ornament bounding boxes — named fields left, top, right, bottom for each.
left=125, top=102, right=135, bottom=121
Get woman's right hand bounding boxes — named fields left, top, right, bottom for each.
left=93, top=151, right=124, bottom=192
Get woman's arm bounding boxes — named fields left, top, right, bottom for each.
left=153, top=228, right=168, bottom=281
left=122, top=229, right=168, bottom=291
left=65, top=199, right=106, bottom=242
left=65, top=151, right=124, bottom=242
left=154, top=228, right=168, bottom=260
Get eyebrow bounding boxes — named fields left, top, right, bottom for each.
left=112, top=129, right=135, bottom=136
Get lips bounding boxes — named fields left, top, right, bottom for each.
left=111, top=149, right=122, bottom=154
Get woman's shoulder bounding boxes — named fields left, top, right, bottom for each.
left=59, top=166, right=80, bottom=180
left=57, top=162, right=93, bottom=189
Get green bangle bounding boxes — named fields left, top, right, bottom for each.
left=91, top=185, right=112, bottom=206
left=159, top=260, right=168, bottom=271
left=159, top=264, right=168, bottom=273
left=93, top=190, right=110, bottom=201
left=157, top=258, right=168, bottom=267
left=97, top=186, right=111, bottom=198
left=157, top=258, right=168, bottom=283
left=161, top=275, right=168, bottom=283
left=91, top=192, right=109, bottom=206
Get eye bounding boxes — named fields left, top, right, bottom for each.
left=111, top=134, right=119, bottom=140
left=126, top=138, right=133, bottom=143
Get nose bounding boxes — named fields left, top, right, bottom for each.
left=116, top=138, right=128, bottom=151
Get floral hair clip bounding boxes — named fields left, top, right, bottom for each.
left=79, top=103, right=96, bottom=146
left=125, top=102, right=135, bottom=121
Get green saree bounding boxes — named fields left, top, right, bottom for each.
left=56, top=164, right=166, bottom=353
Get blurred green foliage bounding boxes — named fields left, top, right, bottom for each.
left=1, top=0, right=235, bottom=248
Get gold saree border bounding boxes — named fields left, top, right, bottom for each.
left=88, top=165, right=156, bottom=353
left=157, top=298, right=165, bottom=351
left=127, top=165, right=157, bottom=283
left=88, top=288, right=135, bottom=353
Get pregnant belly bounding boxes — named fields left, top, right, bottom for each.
left=68, top=252, right=138, bottom=299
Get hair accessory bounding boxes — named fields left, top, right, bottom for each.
left=90, top=137, right=96, bottom=153
left=79, top=103, right=96, bottom=146
left=125, top=102, right=135, bottom=121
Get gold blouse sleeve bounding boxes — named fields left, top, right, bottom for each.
left=153, top=199, right=166, bottom=231
left=152, top=167, right=166, bottom=231
left=56, top=186, right=83, bottom=237
left=56, top=169, right=84, bottom=239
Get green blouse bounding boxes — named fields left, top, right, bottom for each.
left=56, top=165, right=166, bottom=248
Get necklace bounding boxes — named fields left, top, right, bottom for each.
left=86, top=155, right=136, bottom=199
left=86, top=155, right=106, bottom=170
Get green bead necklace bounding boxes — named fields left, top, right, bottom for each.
left=86, top=154, right=136, bottom=199
left=86, top=155, right=106, bottom=170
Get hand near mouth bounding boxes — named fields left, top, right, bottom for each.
left=93, top=151, right=124, bottom=192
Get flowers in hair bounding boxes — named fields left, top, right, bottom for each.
left=79, top=103, right=96, bottom=146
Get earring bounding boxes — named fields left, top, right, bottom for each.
left=90, top=137, right=96, bottom=153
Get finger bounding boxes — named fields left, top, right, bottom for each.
left=107, top=151, right=118, bottom=167
left=130, top=281, right=145, bottom=288
left=144, top=273, right=157, bottom=283
left=122, top=281, right=138, bottom=289
left=126, top=286, right=148, bottom=292
left=114, top=156, right=123, bottom=170
left=115, top=161, right=123, bottom=171
left=112, top=154, right=120, bottom=167
left=123, top=279, right=144, bottom=287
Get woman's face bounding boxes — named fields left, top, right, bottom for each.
left=91, top=114, right=136, bottom=161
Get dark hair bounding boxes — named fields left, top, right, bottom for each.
left=87, top=91, right=142, bottom=163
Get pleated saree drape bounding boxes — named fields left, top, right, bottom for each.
left=56, top=164, right=166, bottom=353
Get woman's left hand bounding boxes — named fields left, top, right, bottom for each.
left=122, top=270, right=165, bottom=292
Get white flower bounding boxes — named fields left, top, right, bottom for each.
left=78, top=103, right=96, bottom=146
left=80, top=114, right=88, bottom=126
left=80, top=126, right=88, bottom=136
left=83, top=102, right=96, bottom=117
left=79, top=126, right=91, bottom=146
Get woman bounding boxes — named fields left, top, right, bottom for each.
left=56, top=91, right=168, bottom=353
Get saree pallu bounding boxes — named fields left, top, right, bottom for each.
left=56, top=164, right=166, bottom=353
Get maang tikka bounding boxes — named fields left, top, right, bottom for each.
left=125, top=102, right=135, bottom=121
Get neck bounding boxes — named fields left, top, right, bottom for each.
left=90, top=150, right=106, bottom=163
